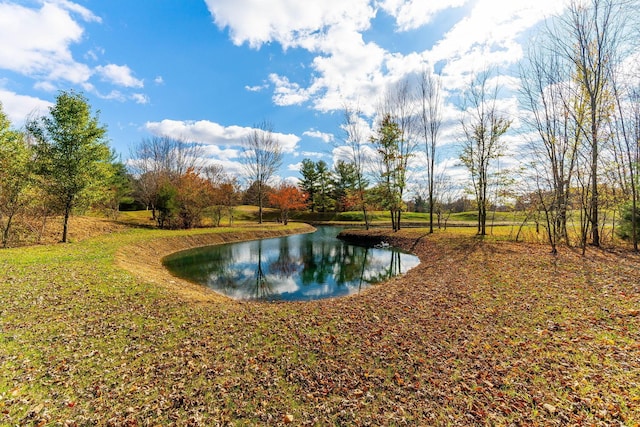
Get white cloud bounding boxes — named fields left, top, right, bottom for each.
left=145, top=119, right=301, bottom=154
left=379, top=0, right=469, bottom=31
left=85, top=47, right=104, bottom=61
left=429, top=0, right=571, bottom=90
left=300, top=151, right=326, bottom=159
left=85, top=87, right=147, bottom=105
left=303, top=129, right=334, bottom=143
left=0, top=89, right=53, bottom=124
left=288, top=162, right=303, bottom=172
left=282, top=175, right=300, bottom=186
left=0, top=1, right=94, bottom=85
left=154, top=76, right=164, bottom=85
left=205, top=0, right=388, bottom=113
left=204, top=0, right=374, bottom=50
left=33, top=81, right=58, bottom=92
left=201, top=144, right=241, bottom=161
left=95, top=89, right=125, bottom=102
left=147, top=119, right=245, bottom=144
left=332, top=144, right=377, bottom=168
left=51, top=0, right=102, bottom=23
left=206, top=0, right=573, bottom=120
left=305, top=31, right=388, bottom=113
left=245, top=83, right=268, bottom=92
left=131, top=93, right=149, bottom=104
left=269, top=74, right=310, bottom=106
left=96, top=64, right=144, bottom=88
left=0, top=1, right=145, bottom=103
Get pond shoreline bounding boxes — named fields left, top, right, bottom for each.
left=162, top=225, right=419, bottom=302
left=115, top=223, right=316, bottom=302
left=337, top=228, right=425, bottom=253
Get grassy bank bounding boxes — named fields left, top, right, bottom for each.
left=1, top=220, right=639, bottom=425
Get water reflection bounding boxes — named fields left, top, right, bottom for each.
left=163, top=226, right=420, bottom=301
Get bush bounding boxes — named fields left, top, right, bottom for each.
left=617, top=203, right=640, bottom=241
left=156, top=183, right=179, bottom=229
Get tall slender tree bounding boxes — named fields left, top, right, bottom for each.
left=371, top=114, right=404, bottom=231
left=520, top=40, right=581, bottom=251
left=377, top=79, right=417, bottom=231
left=342, top=104, right=371, bottom=229
left=460, top=70, right=511, bottom=236
left=417, top=69, right=443, bottom=234
left=241, top=121, right=283, bottom=224
left=548, top=0, right=629, bottom=246
left=611, top=81, right=640, bottom=250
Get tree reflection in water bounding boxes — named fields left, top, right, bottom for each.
left=163, top=227, right=419, bottom=301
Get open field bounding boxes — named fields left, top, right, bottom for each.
left=1, top=216, right=640, bottom=425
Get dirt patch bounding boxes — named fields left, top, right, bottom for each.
left=4, top=215, right=129, bottom=247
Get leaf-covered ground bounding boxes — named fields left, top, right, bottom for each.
left=1, top=223, right=640, bottom=426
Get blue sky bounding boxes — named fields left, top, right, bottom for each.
left=0, top=0, right=574, bottom=186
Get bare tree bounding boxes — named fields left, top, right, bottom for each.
left=610, top=79, right=640, bottom=250
left=341, top=103, right=371, bottom=229
left=417, top=69, right=443, bottom=233
left=459, top=69, right=511, bottom=236
left=418, top=169, right=459, bottom=230
left=520, top=40, right=581, bottom=250
left=375, top=79, right=418, bottom=231
left=241, top=121, right=283, bottom=224
left=547, top=0, right=630, bottom=246
left=128, top=135, right=203, bottom=220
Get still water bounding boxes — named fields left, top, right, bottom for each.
left=163, top=226, right=420, bottom=302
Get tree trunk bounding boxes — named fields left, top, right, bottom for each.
left=591, top=117, right=600, bottom=246
left=363, top=207, right=369, bottom=230
left=633, top=200, right=639, bottom=252
left=428, top=150, right=435, bottom=233
left=258, top=182, right=264, bottom=224
left=2, top=214, right=13, bottom=248
left=62, top=201, right=71, bottom=243
left=428, top=191, right=434, bottom=234
left=477, top=200, right=482, bottom=235
left=37, top=214, right=48, bottom=244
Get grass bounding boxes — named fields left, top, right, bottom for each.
left=1, top=216, right=640, bottom=425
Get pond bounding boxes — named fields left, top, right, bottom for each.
left=163, top=226, right=420, bottom=302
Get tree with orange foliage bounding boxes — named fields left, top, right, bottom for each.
left=176, top=167, right=214, bottom=228
left=268, top=183, right=308, bottom=225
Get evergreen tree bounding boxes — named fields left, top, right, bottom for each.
left=315, top=160, right=333, bottom=212
left=299, top=158, right=319, bottom=212
left=27, top=91, right=110, bottom=242
left=331, top=160, right=359, bottom=212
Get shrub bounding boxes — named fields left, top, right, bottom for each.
left=617, top=203, right=640, bottom=241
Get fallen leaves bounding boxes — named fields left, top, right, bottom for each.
left=2, top=228, right=640, bottom=425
